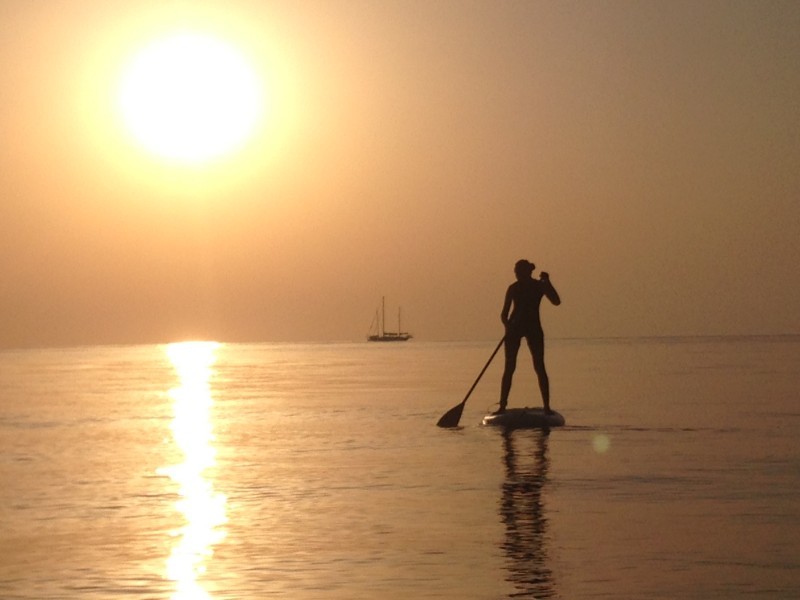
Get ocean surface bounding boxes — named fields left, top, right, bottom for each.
left=1, top=336, right=798, bottom=599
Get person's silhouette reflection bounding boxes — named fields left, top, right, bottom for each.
left=499, top=428, right=555, bottom=598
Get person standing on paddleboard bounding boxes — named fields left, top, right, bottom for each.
left=496, top=259, right=561, bottom=415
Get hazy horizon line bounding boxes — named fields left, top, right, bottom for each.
left=2, top=332, right=799, bottom=353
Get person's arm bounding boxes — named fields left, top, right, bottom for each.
left=539, top=272, right=561, bottom=306
left=500, top=285, right=513, bottom=326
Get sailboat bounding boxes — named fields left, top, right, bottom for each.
left=367, top=297, right=412, bottom=342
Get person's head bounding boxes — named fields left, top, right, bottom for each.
left=514, top=259, right=535, bottom=280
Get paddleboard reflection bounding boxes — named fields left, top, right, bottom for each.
left=499, top=429, right=555, bottom=598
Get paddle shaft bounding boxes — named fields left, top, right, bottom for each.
left=461, top=336, right=505, bottom=405
left=436, top=336, right=505, bottom=427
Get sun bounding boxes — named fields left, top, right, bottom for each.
left=118, top=31, right=265, bottom=165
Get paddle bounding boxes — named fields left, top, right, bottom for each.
left=436, top=337, right=505, bottom=428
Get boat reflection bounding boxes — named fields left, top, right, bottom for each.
left=499, top=428, right=555, bottom=598
left=160, top=342, right=227, bottom=600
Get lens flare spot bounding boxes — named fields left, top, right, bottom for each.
left=592, top=434, right=611, bottom=454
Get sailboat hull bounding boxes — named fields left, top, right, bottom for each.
left=368, top=333, right=412, bottom=342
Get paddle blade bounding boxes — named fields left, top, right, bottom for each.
left=436, top=401, right=465, bottom=428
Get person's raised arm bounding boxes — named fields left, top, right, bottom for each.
left=539, top=272, right=561, bottom=306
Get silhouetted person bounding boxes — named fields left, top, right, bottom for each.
left=497, top=259, right=561, bottom=414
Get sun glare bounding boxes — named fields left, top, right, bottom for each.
left=118, top=31, right=265, bottom=165
left=161, top=341, right=226, bottom=599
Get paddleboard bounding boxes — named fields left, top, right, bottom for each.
left=481, top=407, right=565, bottom=428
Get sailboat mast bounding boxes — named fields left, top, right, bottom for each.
left=381, top=296, right=386, bottom=336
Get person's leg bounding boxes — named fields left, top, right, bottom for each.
left=499, top=335, right=521, bottom=412
left=528, top=334, right=551, bottom=413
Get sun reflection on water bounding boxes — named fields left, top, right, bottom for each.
left=160, top=341, right=227, bottom=600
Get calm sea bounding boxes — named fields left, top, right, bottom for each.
left=1, top=337, right=798, bottom=599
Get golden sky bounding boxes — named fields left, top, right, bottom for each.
left=1, top=1, right=798, bottom=348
